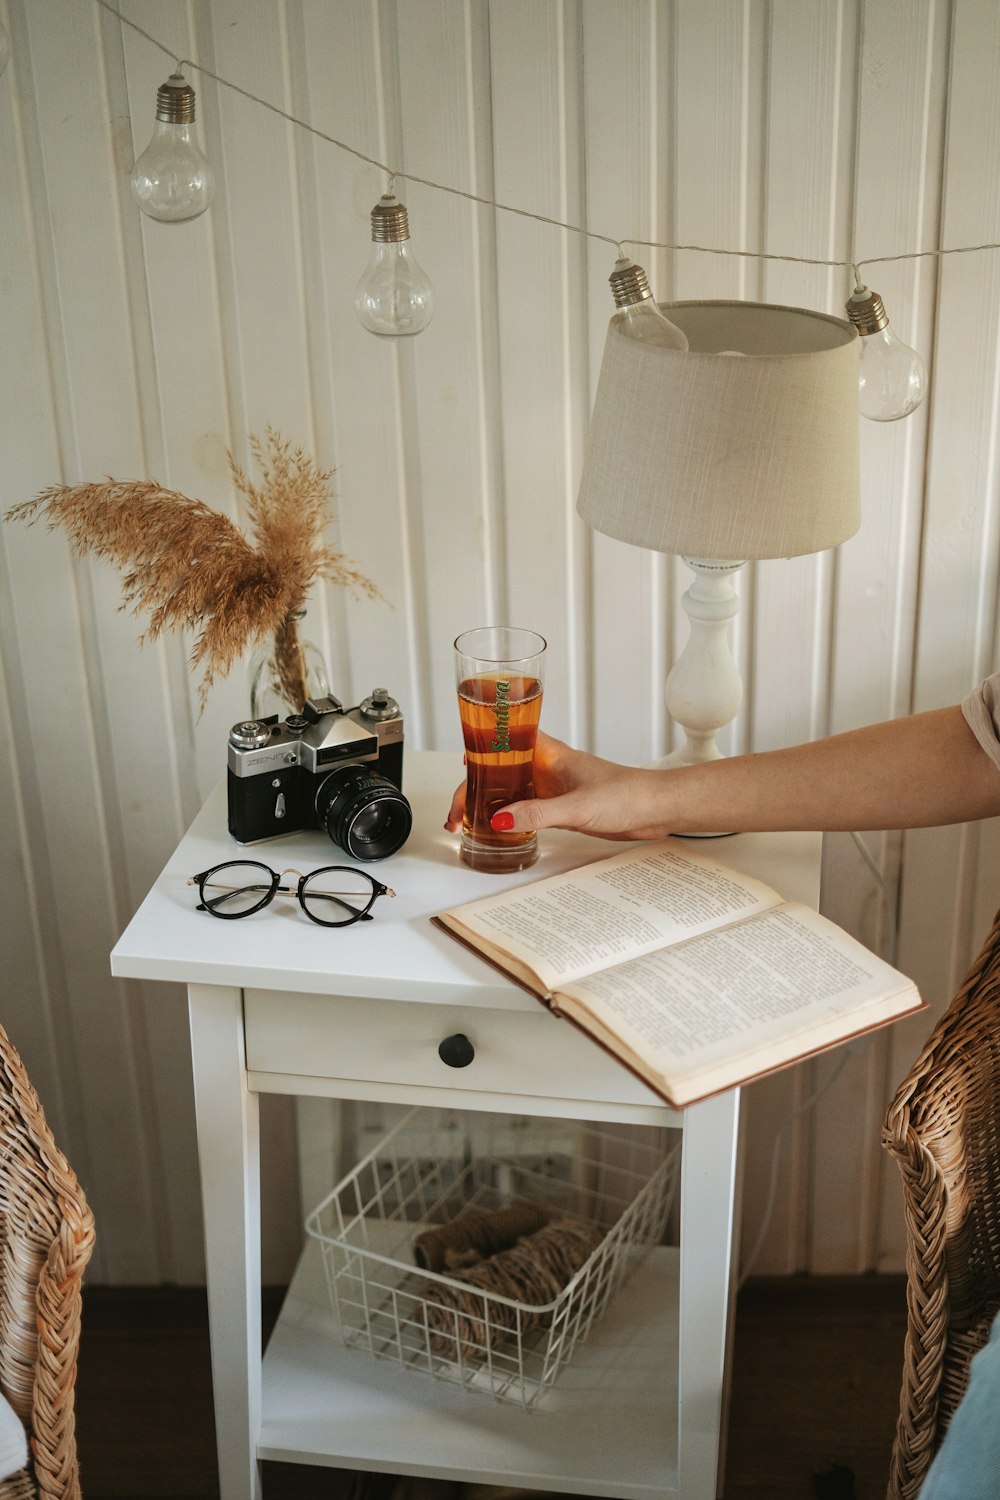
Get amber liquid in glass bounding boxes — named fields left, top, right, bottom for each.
left=457, top=672, right=543, bottom=867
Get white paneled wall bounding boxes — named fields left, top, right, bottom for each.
left=1, top=0, right=999, bottom=1284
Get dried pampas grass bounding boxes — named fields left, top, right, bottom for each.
left=4, top=430, right=381, bottom=709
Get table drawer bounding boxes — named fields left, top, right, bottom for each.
left=243, top=989, right=666, bottom=1109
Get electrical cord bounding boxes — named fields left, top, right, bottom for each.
left=848, top=830, right=899, bottom=965
left=737, top=1043, right=859, bottom=1289
left=737, top=830, right=897, bottom=1286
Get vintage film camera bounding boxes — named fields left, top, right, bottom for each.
left=227, top=690, right=410, bottom=861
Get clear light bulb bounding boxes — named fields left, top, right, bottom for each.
left=609, top=258, right=688, bottom=349
left=354, top=193, right=434, bottom=337
left=845, top=283, right=926, bottom=422
left=0, top=20, right=11, bottom=78
left=130, top=71, right=215, bottom=224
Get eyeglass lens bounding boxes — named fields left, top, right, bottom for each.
left=300, top=868, right=377, bottom=925
left=198, top=862, right=276, bottom=916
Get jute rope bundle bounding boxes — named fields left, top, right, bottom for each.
left=0, top=1024, right=95, bottom=1500
left=413, top=1202, right=553, bottom=1273
left=423, top=1216, right=604, bottom=1361
left=882, top=905, right=1000, bottom=1500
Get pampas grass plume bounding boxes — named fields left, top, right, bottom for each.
left=4, top=430, right=381, bottom=708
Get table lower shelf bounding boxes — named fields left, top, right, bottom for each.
left=260, top=1238, right=681, bottom=1499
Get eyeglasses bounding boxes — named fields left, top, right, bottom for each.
left=187, top=861, right=395, bottom=927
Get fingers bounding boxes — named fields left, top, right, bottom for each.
left=533, top=728, right=567, bottom=760
left=444, top=780, right=465, bottom=833
left=444, top=731, right=582, bottom=835
left=491, top=794, right=577, bottom=834
left=446, top=786, right=559, bottom=834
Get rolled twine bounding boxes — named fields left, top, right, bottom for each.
left=422, top=1216, right=605, bottom=1360
left=413, top=1201, right=554, bottom=1273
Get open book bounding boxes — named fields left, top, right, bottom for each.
left=434, top=839, right=924, bottom=1108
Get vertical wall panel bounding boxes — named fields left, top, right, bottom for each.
left=736, top=0, right=859, bottom=1278
left=0, top=1, right=83, bottom=1166
left=878, top=0, right=1000, bottom=1270
left=2, top=0, right=1000, bottom=1284
left=488, top=1, right=587, bottom=745
left=293, top=2, right=415, bottom=718
left=672, top=0, right=765, bottom=765
left=109, top=0, right=224, bottom=1286
left=394, top=0, right=511, bottom=748
left=4, top=0, right=166, bottom=1282
left=812, top=0, right=951, bottom=1276
left=119, top=1, right=242, bottom=808
left=583, top=1, right=671, bottom=765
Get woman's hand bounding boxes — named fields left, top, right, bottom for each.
left=444, top=731, right=674, bottom=842
left=447, top=704, right=1000, bottom=845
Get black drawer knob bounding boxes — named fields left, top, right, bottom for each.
left=438, top=1033, right=475, bottom=1068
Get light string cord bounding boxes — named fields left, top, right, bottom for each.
left=737, top=1042, right=860, bottom=1290
left=738, top=832, right=896, bottom=1287
left=98, top=0, right=622, bottom=250
left=97, top=0, right=1000, bottom=283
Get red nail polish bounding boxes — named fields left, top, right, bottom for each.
left=491, top=811, right=515, bottom=832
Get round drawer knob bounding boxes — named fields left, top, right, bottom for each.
left=438, top=1033, right=475, bottom=1068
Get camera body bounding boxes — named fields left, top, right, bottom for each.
left=227, top=689, right=409, bottom=860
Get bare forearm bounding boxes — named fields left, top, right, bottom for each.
left=656, top=707, right=1000, bottom=834
left=446, top=705, right=1000, bottom=843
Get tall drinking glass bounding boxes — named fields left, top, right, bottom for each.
left=454, top=627, right=547, bottom=872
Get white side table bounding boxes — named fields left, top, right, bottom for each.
left=111, top=750, right=821, bottom=1500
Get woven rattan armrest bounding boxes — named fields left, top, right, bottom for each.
left=0, top=1026, right=95, bottom=1500
left=882, top=907, right=1000, bottom=1500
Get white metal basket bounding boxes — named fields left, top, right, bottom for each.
left=306, top=1108, right=680, bottom=1408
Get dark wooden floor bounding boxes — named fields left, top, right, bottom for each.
left=74, top=1276, right=907, bottom=1500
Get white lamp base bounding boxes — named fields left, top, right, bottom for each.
left=649, top=558, right=745, bottom=771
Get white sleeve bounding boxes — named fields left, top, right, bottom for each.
left=962, top=675, right=1000, bottom=771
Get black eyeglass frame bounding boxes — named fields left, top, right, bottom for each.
left=187, top=860, right=394, bottom=927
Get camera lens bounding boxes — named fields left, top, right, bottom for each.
left=315, top=766, right=412, bottom=861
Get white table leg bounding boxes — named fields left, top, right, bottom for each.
left=677, top=1088, right=742, bottom=1500
left=188, top=983, right=263, bottom=1500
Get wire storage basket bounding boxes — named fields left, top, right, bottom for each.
left=306, top=1108, right=680, bottom=1408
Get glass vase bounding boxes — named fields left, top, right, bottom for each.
left=249, top=610, right=331, bottom=720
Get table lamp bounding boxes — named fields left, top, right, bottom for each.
left=577, top=299, right=861, bottom=766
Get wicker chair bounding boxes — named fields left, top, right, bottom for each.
left=0, top=1024, right=95, bottom=1500
left=882, top=906, right=1000, bottom=1500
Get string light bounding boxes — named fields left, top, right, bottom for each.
left=130, top=68, right=215, bottom=223
left=608, top=257, right=688, bottom=349
left=355, top=192, right=435, bottom=338
left=95, top=0, right=1000, bottom=384
left=845, top=276, right=927, bottom=422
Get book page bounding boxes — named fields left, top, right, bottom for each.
left=439, top=839, right=783, bottom=992
left=555, top=903, right=921, bottom=1103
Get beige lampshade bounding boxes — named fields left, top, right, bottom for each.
left=576, top=301, right=861, bottom=561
